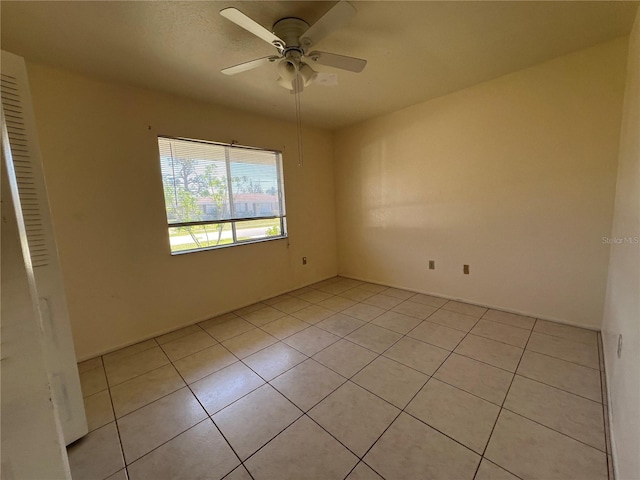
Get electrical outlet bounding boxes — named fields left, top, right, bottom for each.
left=463, top=265, right=469, bottom=274
left=302, top=257, right=307, bottom=265
left=429, top=260, right=435, bottom=270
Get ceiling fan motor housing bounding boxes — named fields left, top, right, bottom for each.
left=272, top=17, right=312, bottom=89
left=272, top=17, right=310, bottom=51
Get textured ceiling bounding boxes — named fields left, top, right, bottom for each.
left=1, top=1, right=638, bottom=130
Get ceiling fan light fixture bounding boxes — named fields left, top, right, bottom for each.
left=277, top=76, right=294, bottom=90
left=277, top=58, right=298, bottom=82
left=298, top=63, right=317, bottom=87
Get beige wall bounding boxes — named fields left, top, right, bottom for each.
left=602, top=10, right=640, bottom=480
left=27, top=63, right=337, bottom=360
left=333, top=38, right=628, bottom=328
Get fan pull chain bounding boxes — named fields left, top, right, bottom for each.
left=294, top=79, right=304, bottom=167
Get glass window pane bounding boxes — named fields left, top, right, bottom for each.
left=235, top=218, right=283, bottom=242
left=168, top=223, right=233, bottom=253
left=228, top=148, right=282, bottom=218
left=159, top=138, right=231, bottom=223
left=159, top=137, right=287, bottom=255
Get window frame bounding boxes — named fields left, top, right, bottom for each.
left=157, top=135, right=288, bottom=255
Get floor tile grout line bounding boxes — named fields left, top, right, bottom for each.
left=168, top=360, right=252, bottom=479
left=221, top=465, right=253, bottom=480
left=103, top=350, right=171, bottom=390
left=177, top=342, right=244, bottom=384
left=511, top=371, right=604, bottom=405
left=360, top=458, right=390, bottom=480
left=475, top=316, right=533, bottom=333
left=78, top=362, right=109, bottom=378
left=466, top=330, right=529, bottom=349
left=528, top=329, right=602, bottom=353
left=95, top=355, right=197, bottom=421
left=76, top=280, right=604, bottom=480
left=227, top=382, right=359, bottom=467
left=190, top=284, right=444, bottom=472
left=533, top=321, right=601, bottom=344
left=341, top=461, right=367, bottom=480
left=347, top=310, right=486, bottom=476
left=342, top=460, right=395, bottom=480
left=598, top=332, right=613, bottom=480
left=511, top=372, right=605, bottom=406
left=402, top=314, right=485, bottom=423
left=478, top=459, right=525, bottom=480
left=425, top=373, right=504, bottom=407
left=522, top=347, right=601, bottom=371
left=266, top=359, right=349, bottom=410
left=75, top=279, right=364, bottom=477
left=434, top=312, right=602, bottom=372
left=99, top=355, right=128, bottom=480
left=103, top=358, right=174, bottom=392
left=116, top=316, right=514, bottom=398
left=234, top=410, right=307, bottom=464
left=500, top=406, right=608, bottom=454
left=214, top=309, right=389, bottom=471
left=242, top=349, right=310, bottom=383
left=111, top=382, right=187, bottom=421
left=309, top=339, right=388, bottom=382
left=402, top=408, right=489, bottom=457
left=113, top=350, right=260, bottom=472
left=406, top=315, right=477, bottom=334
left=303, top=410, right=363, bottom=457
left=238, top=283, right=595, bottom=474
left=230, top=290, right=440, bottom=472
left=101, top=338, right=160, bottom=365
left=404, top=309, right=497, bottom=479
left=536, top=332, right=601, bottom=348
left=313, top=299, right=461, bottom=381
left=124, top=417, right=220, bottom=472
left=213, top=389, right=306, bottom=466
left=436, top=350, right=516, bottom=374
left=105, top=281, right=333, bottom=364
left=159, top=340, right=222, bottom=365
left=472, top=317, right=538, bottom=479
left=155, top=322, right=209, bottom=346
left=463, top=331, right=527, bottom=351
left=256, top=318, right=313, bottom=342
left=276, top=332, right=341, bottom=358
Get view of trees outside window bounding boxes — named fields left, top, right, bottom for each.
left=158, top=137, right=286, bottom=253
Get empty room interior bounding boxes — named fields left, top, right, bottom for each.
left=1, top=1, right=639, bottom=480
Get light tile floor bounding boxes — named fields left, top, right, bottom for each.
left=71, top=276, right=613, bottom=480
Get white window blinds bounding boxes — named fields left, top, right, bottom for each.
left=158, top=136, right=287, bottom=253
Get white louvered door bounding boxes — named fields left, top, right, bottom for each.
left=1, top=50, right=87, bottom=445
left=2, top=116, right=72, bottom=479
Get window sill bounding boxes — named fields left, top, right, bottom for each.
left=169, top=234, right=288, bottom=256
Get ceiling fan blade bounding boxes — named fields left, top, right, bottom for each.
left=220, top=8, right=285, bottom=47
left=221, top=56, right=278, bottom=76
left=299, top=1, right=356, bottom=48
left=306, top=51, right=367, bottom=73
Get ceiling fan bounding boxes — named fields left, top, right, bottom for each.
left=219, top=1, right=367, bottom=92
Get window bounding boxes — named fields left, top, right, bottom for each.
left=158, top=136, right=287, bottom=254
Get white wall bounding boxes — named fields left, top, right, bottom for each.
left=26, top=63, right=338, bottom=360
left=333, top=38, right=628, bottom=328
left=602, top=10, right=640, bottom=480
